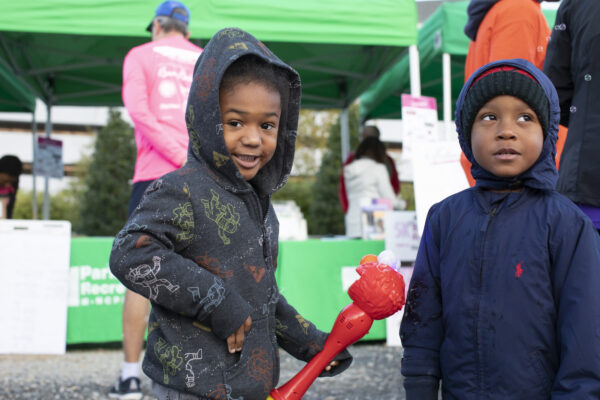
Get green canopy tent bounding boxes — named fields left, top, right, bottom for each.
left=359, top=1, right=556, bottom=124
left=0, top=62, right=35, bottom=113
left=0, top=0, right=418, bottom=218
left=0, top=0, right=417, bottom=109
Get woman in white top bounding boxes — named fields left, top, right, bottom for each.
left=343, top=136, right=400, bottom=237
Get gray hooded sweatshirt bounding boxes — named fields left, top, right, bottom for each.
left=110, top=28, right=350, bottom=399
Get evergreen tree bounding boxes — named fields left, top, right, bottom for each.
left=272, top=109, right=335, bottom=222
left=272, top=175, right=315, bottom=220
left=307, top=104, right=360, bottom=235
left=78, top=109, right=135, bottom=236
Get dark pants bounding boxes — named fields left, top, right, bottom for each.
left=127, top=180, right=154, bottom=218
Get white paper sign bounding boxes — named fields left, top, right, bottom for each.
left=384, top=211, right=419, bottom=262
left=401, top=94, right=439, bottom=162
left=412, top=140, right=469, bottom=234
left=0, top=220, right=71, bottom=354
left=35, top=137, right=64, bottom=178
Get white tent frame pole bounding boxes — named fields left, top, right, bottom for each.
left=409, top=44, right=421, bottom=96
left=442, top=52, right=452, bottom=138
left=42, top=103, right=51, bottom=220
left=442, top=52, right=451, bottom=123
left=31, top=111, right=38, bottom=219
left=340, top=107, right=350, bottom=162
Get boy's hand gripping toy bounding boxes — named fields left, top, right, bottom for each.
left=268, top=250, right=405, bottom=400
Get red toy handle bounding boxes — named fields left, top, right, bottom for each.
left=268, top=303, right=373, bottom=400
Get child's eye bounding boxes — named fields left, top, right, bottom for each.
left=262, top=122, right=276, bottom=130
left=481, top=114, right=496, bottom=121
left=227, top=121, right=242, bottom=127
left=517, top=114, right=533, bottom=122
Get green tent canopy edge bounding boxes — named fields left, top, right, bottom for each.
left=359, top=1, right=557, bottom=122
left=0, top=0, right=418, bottom=110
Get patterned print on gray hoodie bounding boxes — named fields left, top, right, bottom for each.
left=110, top=27, right=351, bottom=400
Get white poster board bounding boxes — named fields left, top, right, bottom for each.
left=0, top=220, right=71, bottom=354
left=384, top=211, right=419, bottom=262
left=412, top=140, right=469, bottom=234
left=35, top=137, right=64, bottom=178
left=401, top=94, right=439, bottom=162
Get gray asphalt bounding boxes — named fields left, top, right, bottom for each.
left=0, top=342, right=407, bottom=399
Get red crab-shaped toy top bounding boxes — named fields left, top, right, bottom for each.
left=347, top=254, right=406, bottom=320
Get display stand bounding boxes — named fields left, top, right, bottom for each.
left=384, top=211, right=419, bottom=346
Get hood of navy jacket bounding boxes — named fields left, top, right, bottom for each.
left=184, top=27, right=300, bottom=197
left=455, top=58, right=560, bottom=191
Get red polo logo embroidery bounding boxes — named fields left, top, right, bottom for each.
left=515, top=262, right=523, bottom=278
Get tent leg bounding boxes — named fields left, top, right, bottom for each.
left=31, top=111, right=38, bottom=219
left=442, top=52, right=452, bottom=139
left=409, top=44, right=421, bottom=97
left=340, top=107, right=350, bottom=162
left=42, top=103, right=51, bottom=220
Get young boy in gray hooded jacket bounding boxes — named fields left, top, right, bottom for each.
left=110, top=27, right=352, bottom=400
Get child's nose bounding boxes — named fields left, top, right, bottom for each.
left=497, top=130, right=516, bottom=139
left=241, top=126, right=261, bottom=146
left=497, top=122, right=517, bottom=140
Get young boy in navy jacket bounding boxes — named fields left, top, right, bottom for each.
left=400, top=59, right=600, bottom=399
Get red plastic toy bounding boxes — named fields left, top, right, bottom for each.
left=268, top=253, right=405, bottom=400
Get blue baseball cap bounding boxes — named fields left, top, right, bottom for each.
left=146, top=1, right=190, bottom=32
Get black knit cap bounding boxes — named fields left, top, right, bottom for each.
left=461, top=67, right=549, bottom=148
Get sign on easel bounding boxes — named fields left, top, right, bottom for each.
left=35, top=137, right=64, bottom=178
left=0, top=220, right=71, bottom=354
left=401, top=94, right=439, bottom=162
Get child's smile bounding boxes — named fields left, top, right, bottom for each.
left=234, top=153, right=261, bottom=169
left=471, top=95, right=544, bottom=178
left=219, top=81, right=281, bottom=181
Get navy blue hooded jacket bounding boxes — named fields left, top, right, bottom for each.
left=400, top=59, right=600, bottom=399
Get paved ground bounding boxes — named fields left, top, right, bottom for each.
left=0, top=342, right=408, bottom=399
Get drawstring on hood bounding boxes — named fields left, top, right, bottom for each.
left=455, top=58, right=560, bottom=191
left=184, top=28, right=301, bottom=196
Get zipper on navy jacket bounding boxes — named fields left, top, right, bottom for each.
left=475, top=204, right=498, bottom=397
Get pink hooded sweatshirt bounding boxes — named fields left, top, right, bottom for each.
left=122, top=35, right=202, bottom=182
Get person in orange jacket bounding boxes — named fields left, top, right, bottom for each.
left=460, top=0, right=561, bottom=186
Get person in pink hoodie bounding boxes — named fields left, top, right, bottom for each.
left=110, top=2, right=202, bottom=399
